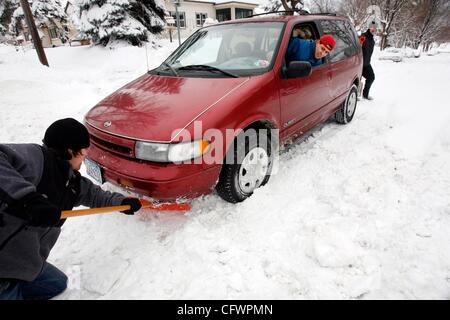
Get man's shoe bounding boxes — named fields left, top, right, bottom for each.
left=363, top=95, right=374, bottom=101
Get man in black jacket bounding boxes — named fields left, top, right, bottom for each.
left=360, top=21, right=377, bottom=100
left=0, top=118, right=142, bottom=300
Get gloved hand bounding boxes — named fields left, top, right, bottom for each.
left=6, top=192, right=61, bottom=227
left=120, top=198, right=142, bottom=215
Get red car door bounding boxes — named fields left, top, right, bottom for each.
left=278, top=58, right=331, bottom=140
left=320, top=19, right=360, bottom=101
left=327, top=59, right=351, bottom=100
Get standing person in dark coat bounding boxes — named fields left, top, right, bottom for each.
left=360, top=21, right=377, bottom=100
left=0, top=118, right=142, bottom=300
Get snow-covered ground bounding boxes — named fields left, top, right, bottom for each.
left=1, top=42, right=449, bottom=299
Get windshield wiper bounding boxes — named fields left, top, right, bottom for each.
left=178, top=65, right=239, bottom=78
left=161, top=62, right=179, bottom=77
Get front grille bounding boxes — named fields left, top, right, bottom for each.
left=91, top=135, right=133, bottom=157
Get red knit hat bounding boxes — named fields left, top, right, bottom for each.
left=320, top=34, right=336, bottom=51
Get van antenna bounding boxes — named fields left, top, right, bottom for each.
left=145, top=42, right=150, bottom=71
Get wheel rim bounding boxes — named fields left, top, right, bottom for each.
left=238, top=147, right=269, bottom=194
left=346, top=91, right=357, bottom=117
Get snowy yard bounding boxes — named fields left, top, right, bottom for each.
left=0, top=42, right=449, bottom=299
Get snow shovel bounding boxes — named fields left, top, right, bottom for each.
left=60, top=199, right=191, bottom=219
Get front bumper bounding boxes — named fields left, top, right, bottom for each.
left=85, top=126, right=222, bottom=200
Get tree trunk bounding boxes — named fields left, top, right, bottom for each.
left=380, top=22, right=388, bottom=50
left=281, top=0, right=292, bottom=14
left=19, top=0, right=49, bottom=66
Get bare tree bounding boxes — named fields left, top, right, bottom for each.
left=372, top=0, right=408, bottom=50
left=308, top=0, right=337, bottom=13
left=433, top=24, right=450, bottom=48
left=264, top=0, right=305, bottom=15
left=338, top=0, right=371, bottom=32
left=387, top=1, right=418, bottom=48
left=387, top=0, right=450, bottom=50
left=415, top=0, right=450, bottom=49
left=262, top=0, right=450, bottom=53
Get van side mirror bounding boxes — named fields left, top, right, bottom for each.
left=286, top=61, right=312, bottom=78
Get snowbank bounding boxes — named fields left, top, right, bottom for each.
left=437, top=43, right=450, bottom=54
left=1, top=41, right=450, bottom=299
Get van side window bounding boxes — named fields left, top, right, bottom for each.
left=291, top=24, right=316, bottom=40
left=344, top=21, right=361, bottom=53
left=320, top=20, right=358, bottom=63
left=284, top=23, right=321, bottom=67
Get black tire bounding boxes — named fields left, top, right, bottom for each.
left=335, top=84, right=358, bottom=124
left=216, top=129, right=273, bottom=203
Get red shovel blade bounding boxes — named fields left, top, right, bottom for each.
left=140, top=199, right=191, bottom=211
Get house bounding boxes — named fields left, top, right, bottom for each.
left=16, top=10, right=68, bottom=48
left=164, top=0, right=260, bottom=39
left=15, top=0, right=88, bottom=48
left=63, top=1, right=90, bottom=46
left=20, top=21, right=68, bottom=48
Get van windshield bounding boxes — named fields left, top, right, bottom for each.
left=157, top=22, right=285, bottom=78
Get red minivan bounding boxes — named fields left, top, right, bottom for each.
left=84, top=14, right=363, bottom=203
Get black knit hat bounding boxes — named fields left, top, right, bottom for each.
left=43, top=118, right=90, bottom=159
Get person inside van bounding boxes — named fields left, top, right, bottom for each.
left=293, top=26, right=313, bottom=40
left=286, top=34, right=336, bottom=67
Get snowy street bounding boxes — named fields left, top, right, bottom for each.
left=1, top=43, right=449, bottom=299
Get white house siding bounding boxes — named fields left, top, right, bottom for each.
left=40, top=29, right=52, bottom=48
left=165, top=1, right=216, bottom=38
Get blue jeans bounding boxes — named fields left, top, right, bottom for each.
left=0, top=262, right=67, bottom=300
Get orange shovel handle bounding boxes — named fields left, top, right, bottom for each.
left=60, top=199, right=191, bottom=219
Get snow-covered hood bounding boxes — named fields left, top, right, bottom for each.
left=85, top=73, right=249, bottom=142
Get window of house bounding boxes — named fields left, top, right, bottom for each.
left=49, top=27, right=58, bottom=39
left=196, top=13, right=207, bottom=27
left=320, top=20, right=357, bottom=63
left=216, top=9, right=231, bottom=22
left=169, top=11, right=186, bottom=28
left=235, top=8, right=253, bottom=19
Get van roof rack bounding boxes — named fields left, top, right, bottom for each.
left=248, top=10, right=310, bottom=18
left=248, top=10, right=338, bottom=18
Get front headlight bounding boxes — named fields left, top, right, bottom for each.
left=168, top=140, right=210, bottom=163
left=135, top=141, right=170, bottom=162
left=135, top=140, right=210, bottom=163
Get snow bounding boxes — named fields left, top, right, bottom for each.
left=437, top=43, right=450, bottom=54
left=379, top=46, right=423, bottom=61
left=379, top=51, right=403, bottom=62
left=74, top=1, right=166, bottom=45
left=1, top=42, right=450, bottom=299
left=182, top=0, right=261, bottom=4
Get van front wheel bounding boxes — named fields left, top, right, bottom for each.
left=216, top=129, right=273, bottom=203
left=335, top=84, right=358, bottom=124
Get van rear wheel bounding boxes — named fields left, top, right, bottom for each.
left=335, top=84, right=358, bottom=124
left=216, top=129, right=273, bottom=203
